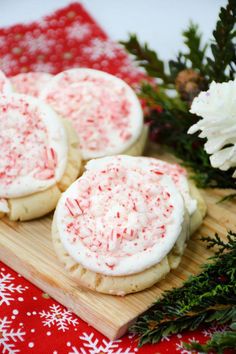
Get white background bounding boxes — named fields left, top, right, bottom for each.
left=0, top=0, right=227, bottom=61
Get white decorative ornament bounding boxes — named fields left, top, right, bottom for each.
left=188, top=79, right=236, bottom=177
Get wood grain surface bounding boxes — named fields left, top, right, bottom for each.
left=0, top=144, right=235, bottom=339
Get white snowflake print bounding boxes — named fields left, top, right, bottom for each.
left=0, top=54, right=17, bottom=75
left=30, top=62, right=55, bottom=73
left=118, top=56, right=145, bottom=78
left=39, top=304, right=78, bottom=332
left=161, top=335, right=170, bottom=342
left=66, top=21, right=92, bottom=41
left=202, top=323, right=229, bottom=338
left=82, top=38, right=122, bottom=60
left=176, top=337, right=200, bottom=354
left=69, top=332, right=138, bottom=354
left=21, top=33, right=56, bottom=54
left=0, top=317, right=25, bottom=354
left=0, top=271, right=26, bottom=306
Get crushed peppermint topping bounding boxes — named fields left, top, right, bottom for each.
left=87, top=155, right=197, bottom=215
left=41, top=69, right=143, bottom=160
left=57, top=156, right=185, bottom=276
left=0, top=94, right=68, bottom=198
left=11, top=72, right=52, bottom=97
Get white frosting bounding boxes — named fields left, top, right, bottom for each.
left=56, top=156, right=185, bottom=276
left=0, top=70, right=12, bottom=94
left=87, top=155, right=197, bottom=215
left=11, top=72, right=53, bottom=97
left=40, top=68, right=143, bottom=160
left=0, top=94, right=68, bottom=198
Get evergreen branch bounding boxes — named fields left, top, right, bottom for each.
left=120, top=35, right=171, bottom=82
left=169, top=52, right=187, bottom=80
left=129, top=232, right=236, bottom=346
left=140, top=83, right=187, bottom=111
left=137, top=306, right=236, bottom=347
left=184, top=329, right=236, bottom=353
left=206, top=0, right=236, bottom=82
left=143, top=85, right=236, bottom=190
left=201, top=232, right=236, bottom=255
left=121, top=1, right=236, bottom=191
left=182, top=22, right=208, bottom=73
left=217, top=193, right=236, bottom=204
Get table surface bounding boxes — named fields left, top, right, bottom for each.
left=1, top=0, right=227, bottom=60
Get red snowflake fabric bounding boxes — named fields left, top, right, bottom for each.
left=0, top=2, right=146, bottom=87
left=0, top=3, right=233, bottom=353
left=1, top=262, right=229, bottom=354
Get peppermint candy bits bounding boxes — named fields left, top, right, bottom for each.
left=10, top=72, right=52, bottom=97
left=41, top=69, right=144, bottom=160
left=0, top=93, right=80, bottom=220
left=0, top=94, right=68, bottom=198
left=54, top=156, right=187, bottom=278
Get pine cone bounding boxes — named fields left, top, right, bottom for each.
left=175, top=69, right=207, bottom=106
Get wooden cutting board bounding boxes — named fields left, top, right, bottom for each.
left=0, top=144, right=235, bottom=340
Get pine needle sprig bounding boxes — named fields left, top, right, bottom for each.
left=140, top=82, right=187, bottom=111
left=205, top=0, right=236, bottom=82
left=121, top=1, right=236, bottom=84
left=201, top=231, right=236, bottom=255
left=120, top=35, right=171, bottom=84
left=142, top=84, right=236, bottom=190
left=168, top=52, right=187, bottom=81
left=136, top=306, right=236, bottom=347
left=180, top=22, right=208, bottom=75
left=217, top=193, right=236, bottom=204
left=129, top=232, right=236, bottom=347
left=185, top=329, right=236, bottom=354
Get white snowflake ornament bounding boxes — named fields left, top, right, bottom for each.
left=188, top=79, right=236, bottom=177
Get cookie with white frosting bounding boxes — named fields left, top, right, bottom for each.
left=0, top=93, right=81, bottom=221
left=85, top=156, right=206, bottom=264
left=52, top=155, right=202, bottom=295
left=10, top=72, right=52, bottom=97
left=40, top=69, right=147, bottom=162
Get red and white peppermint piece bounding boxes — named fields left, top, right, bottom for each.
left=65, top=197, right=83, bottom=217
left=56, top=156, right=185, bottom=276
left=0, top=94, right=68, bottom=198
left=10, top=72, right=52, bottom=97
left=40, top=68, right=143, bottom=160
